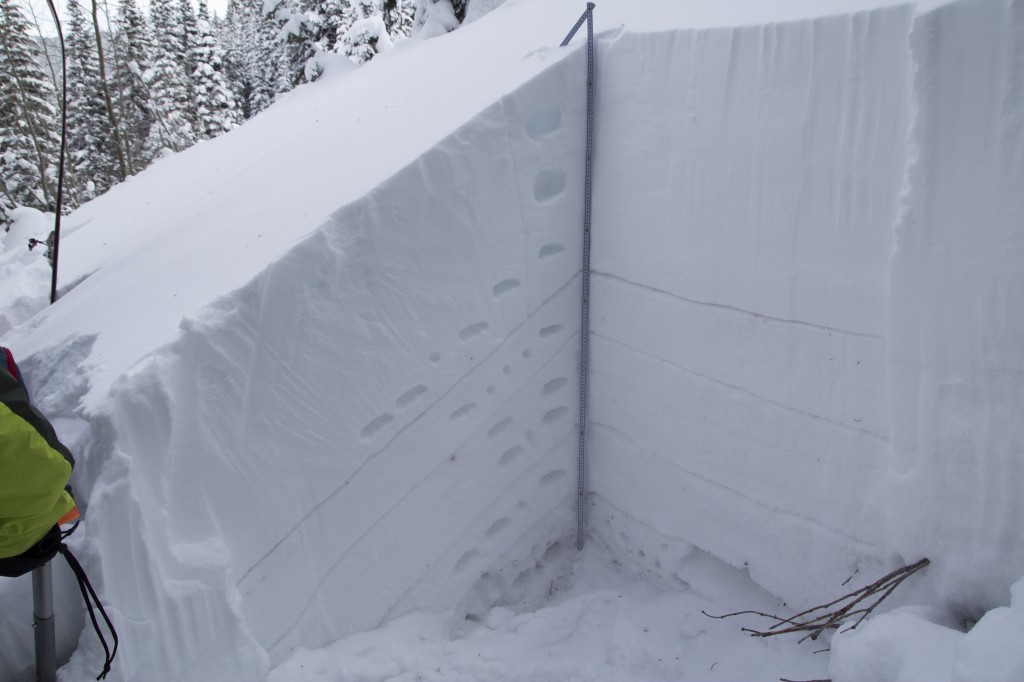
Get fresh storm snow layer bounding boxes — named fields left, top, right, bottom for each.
left=1, top=0, right=1022, bottom=681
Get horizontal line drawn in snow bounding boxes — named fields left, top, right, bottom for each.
left=561, top=2, right=596, bottom=553
left=703, top=558, right=931, bottom=644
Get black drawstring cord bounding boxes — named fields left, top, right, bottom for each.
left=60, top=520, right=79, bottom=541
left=58, top=544, right=118, bottom=680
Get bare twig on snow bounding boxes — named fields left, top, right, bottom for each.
left=703, top=558, right=930, bottom=643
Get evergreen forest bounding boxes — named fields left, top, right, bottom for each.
left=1, top=0, right=471, bottom=229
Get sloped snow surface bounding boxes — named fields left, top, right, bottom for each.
left=1, top=0, right=1022, bottom=680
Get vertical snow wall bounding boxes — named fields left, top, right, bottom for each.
left=4, top=1, right=1021, bottom=679
left=588, top=0, right=1024, bottom=615
left=92, top=46, right=592, bottom=679
left=588, top=6, right=913, bottom=605
left=887, top=0, right=1024, bottom=611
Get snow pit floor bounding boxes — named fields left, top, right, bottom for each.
left=267, top=542, right=830, bottom=682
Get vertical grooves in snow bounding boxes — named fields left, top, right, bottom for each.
left=885, top=0, right=1024, bottom=609
left=587, top=5, right=914, bottom=607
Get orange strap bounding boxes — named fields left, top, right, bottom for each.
left=58, top=505, right=81, bottom=526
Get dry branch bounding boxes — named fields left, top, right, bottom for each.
left=703, top=558, right=929, bottom=643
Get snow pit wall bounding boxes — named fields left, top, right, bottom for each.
left=588, top=0, right=1024, bottom=614
left=885, top=0, right=1024, bottom=612
left=587, top=6, right=910, bottom=606
left=88, top=53, right=591, bottom=678
left=3, top=2, right=1021, bottom=679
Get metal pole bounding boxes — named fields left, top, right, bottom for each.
left=561, top=3, right=596, bottom=552
left=577, top=2, right=595, bottom=553
left=33, top=563, right=57, bottom=682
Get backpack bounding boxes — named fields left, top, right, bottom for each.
left=0, top=524, right=64, bottom=578
left=0, top=347, right=117, bottom=678
left=0, top=346, right=75, bottom=576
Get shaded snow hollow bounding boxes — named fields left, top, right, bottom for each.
left=1, top=0, right=1023, bottom=680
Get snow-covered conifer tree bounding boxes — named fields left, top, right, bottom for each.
left=411, top=0, right=462, bottom=38
left=317, top=0, right=356, bottom=56
left=222, top=0, right=287, bottom=117
left=222, top=0, right=258, bottom=118
left=178, top=0, right=201, bottom=90
left=266, top=0, right=326, bottom=85
left=146, top=0, right=198, bottom=155
left=192, top=0, right=241, bottom=138
left=340, top=1, right=392, bottom=65
left=113, top=0, right=157, bottom=170
left=66, top=0, right=119, bottom=201
left=382, top=0, right=415, bottom=40
left=0, top=0, right=62, bottom=225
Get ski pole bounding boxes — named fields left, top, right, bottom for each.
left=33, top=562, right=57, bottom=682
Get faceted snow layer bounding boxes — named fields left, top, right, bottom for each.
left=0, top=0, right=1021, bottom=681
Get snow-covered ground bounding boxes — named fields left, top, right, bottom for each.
left=2, top=0, right=1023, bottom=680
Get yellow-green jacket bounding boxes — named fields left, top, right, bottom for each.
left=0, top=351, right=77, bottom=559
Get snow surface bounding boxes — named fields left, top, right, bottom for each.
left=1, top=0, right=1022, bottom=680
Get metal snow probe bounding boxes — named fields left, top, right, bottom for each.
left=33, top=563, right=57, bottom=682
left=561, top=3, right=596, bottom=552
